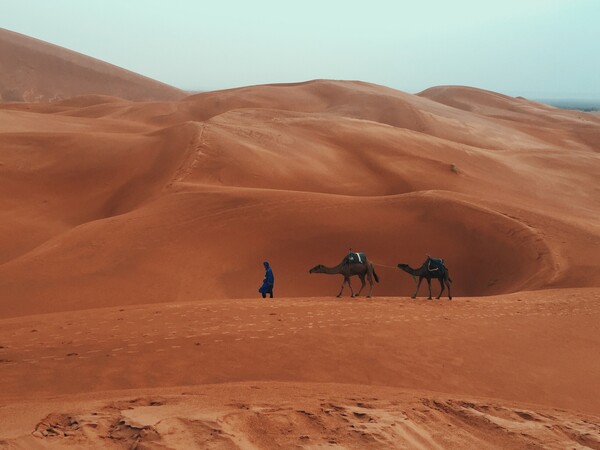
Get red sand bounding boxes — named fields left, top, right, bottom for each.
left=1, top=33, right=599, bottom=449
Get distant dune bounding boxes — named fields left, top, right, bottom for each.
left=0, top=32, right=599, bottom=449
left=0, top=28, right=185, bottom=102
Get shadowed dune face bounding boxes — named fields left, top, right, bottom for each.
left=0, top=122, right=199, bottom=264
left=0, top=190, right=556, bottom=316
left=0, top=79, right=599, bottom=316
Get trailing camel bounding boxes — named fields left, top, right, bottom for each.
left=397, top=256, right=452, bottom=300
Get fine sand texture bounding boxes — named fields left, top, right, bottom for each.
left=1, top=41, right=600, bottom=448
left=1, top=291, right=599, bottom=448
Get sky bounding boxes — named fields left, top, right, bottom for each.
left=1, top=0, right=599, bottom=99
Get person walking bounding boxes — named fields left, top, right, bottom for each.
left=259, top=261, right=274, bottom=299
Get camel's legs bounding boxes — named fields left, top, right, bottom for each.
left=356, top=275, right=366, bottom=296
left=446, top=278, right=452, bottom=300
left=364, top=267, right=372, bottom=298
left=412, top=277, right=423, bottom=299
left=426, top=278, right=432, bottom=299
left=348, top=277, right=356, bottom=297
left=437, top=278, right=445, bottom=299
left=336, top=277, right=347, bottom=297
left=366, top=273, right=373, bottom=298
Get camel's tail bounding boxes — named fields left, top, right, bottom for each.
left=373, top=266, right=380, bottom=283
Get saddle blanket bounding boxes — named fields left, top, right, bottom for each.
left=427, top=257, right=445, bottom=272
left=345, top=252, right=367, bottom=264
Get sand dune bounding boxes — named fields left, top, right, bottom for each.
left=0, top=28, right=184, bottom=102
left=1, top=32, right=600, bottom=448
left=1, top=80, right=598, bottom=317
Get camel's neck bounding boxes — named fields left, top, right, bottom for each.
left=401, top=265, right=420, bottom=276
left=320, top=263, right=345, bottom=274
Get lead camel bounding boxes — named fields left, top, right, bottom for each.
left=309, top=253, right=379, bottom=298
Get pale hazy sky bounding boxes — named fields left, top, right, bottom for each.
left=2, top=0, right=599, bottom=99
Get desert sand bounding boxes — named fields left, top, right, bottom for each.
left=1, top=31, right=600, bottom=449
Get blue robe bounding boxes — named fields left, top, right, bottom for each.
left=259, top=266, right=274, bottom=293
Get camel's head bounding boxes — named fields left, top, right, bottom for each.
left=309, top=264, right=324, bottom=274
left=397, top=263, right=409, bottom=270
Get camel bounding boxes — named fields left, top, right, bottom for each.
left=397, top=257, right=452, bottom=300
left=309, top=254, right=379, bottom=298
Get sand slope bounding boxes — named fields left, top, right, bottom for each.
left=1, top=290, right=599, bottom=448
left=0, top=28, right=184, bottom=102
